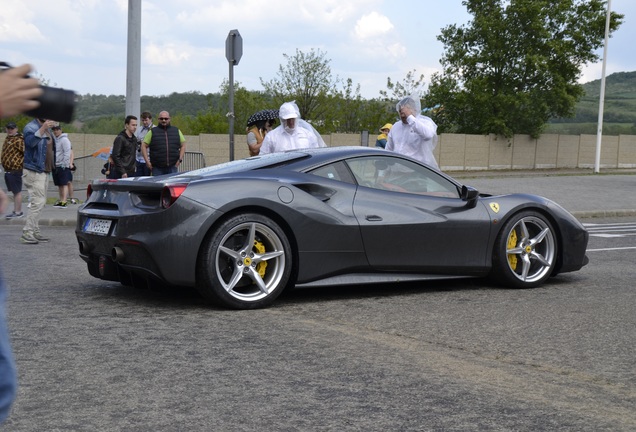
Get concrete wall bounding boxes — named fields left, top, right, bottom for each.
left=3, top=132, right=635, bottom=183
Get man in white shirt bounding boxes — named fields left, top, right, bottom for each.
left=386, top=95, right=439, bottom=170
left=259, top=101, right=326, bottom=154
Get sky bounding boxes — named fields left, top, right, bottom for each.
left=1, top=0, right=635, bottom=101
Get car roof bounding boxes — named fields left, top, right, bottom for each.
left=174, top=146, right=389, bottom=178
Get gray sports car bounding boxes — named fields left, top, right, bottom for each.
left=75, top=146, right=589, bottom=309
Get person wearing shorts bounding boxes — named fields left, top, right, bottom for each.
left=51, top=124, right=72, bottom=208
left=1, top=123, right=24, bottom=219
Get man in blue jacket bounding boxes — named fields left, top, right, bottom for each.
left=22, top=117, right=56, bottom=244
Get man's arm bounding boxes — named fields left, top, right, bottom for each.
left=23, top=120, right=54, bottom=150
left=141, top=142, right=151, bottom=169
left=111, top=136, right=124, bottom=174
left=142, top=130, right=153, bottom=169
left=177, top=130, right=186, bottom=166
left=62, top=137, right=72, bottom=167
left=408, top=115, right=437, bottom=141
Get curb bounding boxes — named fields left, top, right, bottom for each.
left=0, top=216, right=77, bottom=227
left=571, top=209, right=636, bottom=219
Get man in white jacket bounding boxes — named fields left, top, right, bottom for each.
left=386, top=95, right=439, bottom=170
left=259, top=101, right=326, bottom=154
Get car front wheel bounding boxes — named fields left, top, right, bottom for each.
left=197, top=213, right=293, bottom=309
left=492, top=211, right=557, bottom=288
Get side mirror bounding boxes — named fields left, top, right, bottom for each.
left=461, top=185, right=479, bottom=206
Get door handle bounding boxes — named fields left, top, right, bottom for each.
left=365, top=215, right=383, bottom=221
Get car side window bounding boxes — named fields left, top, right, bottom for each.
left=308, top=161, right=356, bottom=185
left=346, top=156, right=460, bottom=198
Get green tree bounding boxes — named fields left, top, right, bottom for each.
left=80, top=115, right=124, bottom=134
left=379, top=69, right=427, bottom=102
left=218, top=80, right=274, bottom=134
left=260, top=48, right=337, bottom=123
left=425, top=0, right=624, bottom=138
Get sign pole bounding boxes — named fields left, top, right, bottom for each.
left=228, top=59, right=235, bottom=161
left=225, top=30, right=243, bottom=161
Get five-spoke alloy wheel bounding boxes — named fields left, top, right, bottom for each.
left=197, top=213, right=293, bottom=309
left=492, top=211, right=557, bottom=288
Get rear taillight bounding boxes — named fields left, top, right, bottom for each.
left=86, top=183, right=93, bottom=200
left=161, top=184, right=188, bottom=209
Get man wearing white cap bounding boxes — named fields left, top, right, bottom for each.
left=259, top=101, right=326, bottom=154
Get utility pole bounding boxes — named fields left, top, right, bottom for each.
left=126, top=0, right=142, bottom=119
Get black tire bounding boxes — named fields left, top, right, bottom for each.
left=196, top=213, right=293, bottom=309
left=492, top=211, right=557, bottom=288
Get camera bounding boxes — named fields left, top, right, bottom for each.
left=0, top=62, right=76, bottom=123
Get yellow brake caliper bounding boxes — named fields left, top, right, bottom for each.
left=253, top=240, right=267, bottom=278
left=507, top=229, right=518, bottom=270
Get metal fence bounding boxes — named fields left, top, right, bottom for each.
left=178, top=151, right=206, bottom=172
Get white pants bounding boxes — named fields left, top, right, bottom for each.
left=23, top=169, right=47, bottom=234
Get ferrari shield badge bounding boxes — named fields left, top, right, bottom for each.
left=489, top=202, right=500, bottom=213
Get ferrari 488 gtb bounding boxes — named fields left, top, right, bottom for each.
left=76, top=147, right=588, bottom=309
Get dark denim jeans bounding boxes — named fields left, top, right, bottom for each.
left=151, top=165, right=178, bottom=176
left=0, top=267, right=17, bottom=424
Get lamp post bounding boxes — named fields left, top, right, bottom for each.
left=594, top=0, right=612, bottom=173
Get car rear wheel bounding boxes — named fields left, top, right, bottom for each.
left=197, top=213, right=293, bottom=309
left=492, top=211, right=557, bottom=288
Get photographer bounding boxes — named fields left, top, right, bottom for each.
left=0, top=63, right=40, bottom=425
left=0, top=62, right=75, bottom=424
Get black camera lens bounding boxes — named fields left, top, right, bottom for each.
left=0, top=62, right=76, bottom=123
left=26, top=86, right=76, bottom=123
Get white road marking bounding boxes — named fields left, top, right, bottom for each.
left=586, top=246, right=636, bottom=252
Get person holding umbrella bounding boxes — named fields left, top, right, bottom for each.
left=246, top=109, right=278, bottom=156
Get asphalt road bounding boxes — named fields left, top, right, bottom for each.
left=0, top=219, right=635, bottom=431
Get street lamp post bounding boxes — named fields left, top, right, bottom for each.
left=594, top=0, right=612, bottom=173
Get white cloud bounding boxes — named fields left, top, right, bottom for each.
left=144, top=43, right=193, bottom=65
left=385, top=42, right=407, bottom=60
left=3, top=0, right=634, bottom=100
left=354, top=12, right=394, bottom=40
left=0, top=5, right=46, bottom=44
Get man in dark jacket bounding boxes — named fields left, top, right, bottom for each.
left=111, top=115, right=138, bottom=178
left=141, top=110, right=186, bottom=176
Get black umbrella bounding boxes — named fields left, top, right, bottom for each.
left=247, top=109, right=279, bottom=127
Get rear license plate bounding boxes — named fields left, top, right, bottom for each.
left=84, top=218, right=112, bottom=235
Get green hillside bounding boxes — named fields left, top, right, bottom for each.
left=547, top=71, right=636, bottom=135
left=69, top=71, right=636, bottom=136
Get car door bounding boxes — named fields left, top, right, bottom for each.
left=346, top=156, right=492, bottom=273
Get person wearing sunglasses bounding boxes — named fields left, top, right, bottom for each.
left=141, top=110, right=186, bottom=176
